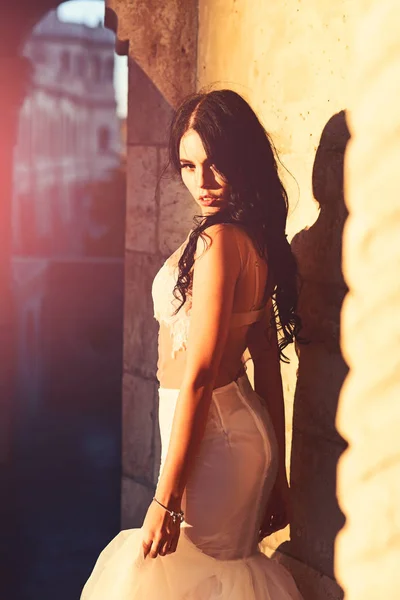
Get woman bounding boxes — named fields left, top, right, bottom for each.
left=81, top=89, right=303, bottom=599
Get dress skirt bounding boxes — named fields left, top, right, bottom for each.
left=80, top=373, right=303, bottom=599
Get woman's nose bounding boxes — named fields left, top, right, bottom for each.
left=195, top=167, right=205, bottom=188
left=196, top=166, right=212, bottom=188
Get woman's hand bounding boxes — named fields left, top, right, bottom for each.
left=141, top=499, right=181, bottom=559
left=258, top=477, right=291, bottom=542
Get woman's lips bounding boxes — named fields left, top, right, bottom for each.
left=198, top=195, right=218, bottom=206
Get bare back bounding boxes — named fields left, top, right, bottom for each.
left=152, top=225, right=273, bottom=390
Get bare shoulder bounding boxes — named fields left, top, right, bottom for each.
left=193, top=222, right=243, bottom=264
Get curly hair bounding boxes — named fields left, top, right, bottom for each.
left=165, top=89, right=302, bottom=361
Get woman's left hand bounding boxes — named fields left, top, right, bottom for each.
left=141, top=499, right=181, bottom=559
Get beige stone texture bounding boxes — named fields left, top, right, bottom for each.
left=106, top=0, right=197, bottom=108
left=122, top=373, right=158, bottom=481
left=127, top=58, right=174, bottom=146
left=123, top=251, right=160, bottom=379
left=125, top=145, right=158, bottom=253
left=197, top=0, right=360, bottom=237
left=158, top=148, right=197, bottom=256
left=335, top=1, right=400, bottom=598
left=284, top=112, right=349, bottom=584
left=197, top=1, right=357, bottom=592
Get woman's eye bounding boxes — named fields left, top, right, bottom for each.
left=180, top=163, right=194, bottom=170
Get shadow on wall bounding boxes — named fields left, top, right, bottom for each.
left=276, top=112, right=351, bottom=595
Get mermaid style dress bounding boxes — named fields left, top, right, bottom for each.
left=80, top=230, right=303, bottom=600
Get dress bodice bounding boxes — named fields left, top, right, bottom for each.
left=151, top=239, right=192, bottom=359
left=151, top=227, right=270, bottom=362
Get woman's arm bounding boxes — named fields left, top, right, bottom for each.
left=155, top=224, right=241, bottom=509
left=246, top=300, right=288, bottom=486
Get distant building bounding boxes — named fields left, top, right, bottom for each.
left=11, top=11, right=124, bottom=423
left=12, top=9, right=121, bottom=256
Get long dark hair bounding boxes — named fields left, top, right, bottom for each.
left=166, top=89, right=302, bottom=361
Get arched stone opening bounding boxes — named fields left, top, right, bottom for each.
left=3, top=2, right=399, bottom=600
left=1, top=2, right=126, bottom=597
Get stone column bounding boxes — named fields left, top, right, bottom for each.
left=120, top=64, right=197, bottom=527
left=105, top=0, right=197, bottom=107
left=335, top=1, right=400, bottom=598
left=121, top=59, right=175, bottom=526
left=105, top=0, right=198, bottom=526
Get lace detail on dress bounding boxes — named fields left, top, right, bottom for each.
left=167, top=304, right=191, bottom=358
left=152, top=249, right=192, bottom=359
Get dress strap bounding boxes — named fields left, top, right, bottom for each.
left=230, top=307, right=266, bottom=328
left=229, top=228, right=270, bottom=328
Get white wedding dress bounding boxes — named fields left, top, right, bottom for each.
left=80, top=230, right=303, bottom=600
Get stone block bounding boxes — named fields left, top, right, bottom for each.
left=127, top=59, right=174, bottom=146
left=158, top=148, right=196, bottom=255
left=121, top=476, right=154, bottom=529
left=123, top=250, right=160, bottom=379
left=106, top=0, right=197, bottom=108
left=122, top=372, right=158, bottom=481
left=126, top=145, right=157, bottom=253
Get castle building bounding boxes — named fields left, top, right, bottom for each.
left=12, top=9, right=121, bottom=256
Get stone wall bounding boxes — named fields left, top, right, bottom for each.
left=196, top=1, right=361, bottom=597
left=335, top=1, right=400, bottom=598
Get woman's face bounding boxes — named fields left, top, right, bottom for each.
left=179, top=129, right=230, bottom=215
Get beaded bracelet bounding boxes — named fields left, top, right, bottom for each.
left=153, top=497, right=185, bottom=524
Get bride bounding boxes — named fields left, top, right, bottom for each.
left=81, top=89, right=304, bottom=599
